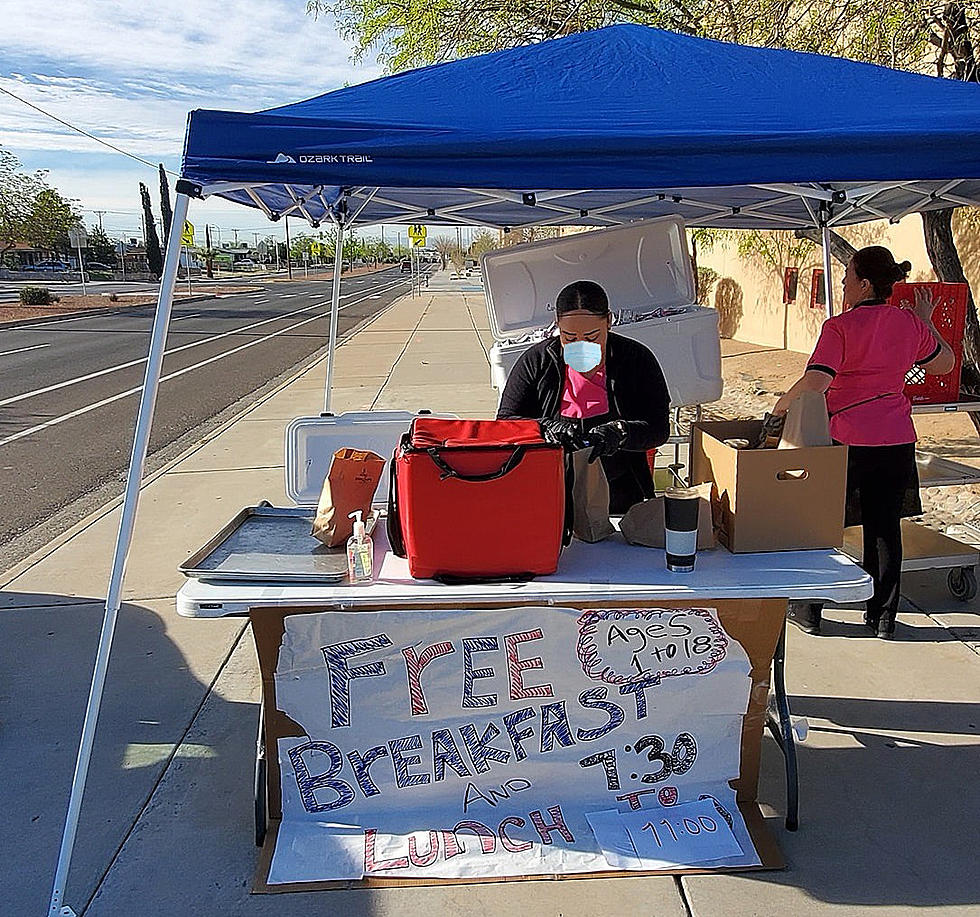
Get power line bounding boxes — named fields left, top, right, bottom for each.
left=0, top=84, right=179, bottom=176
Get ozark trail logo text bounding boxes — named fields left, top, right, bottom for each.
left=267, top=152, right=374, bottom=164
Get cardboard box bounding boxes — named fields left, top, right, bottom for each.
left=692, top=420, right=846, bottom=553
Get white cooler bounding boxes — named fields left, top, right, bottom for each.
left=482, top=216, right=723, bottom=409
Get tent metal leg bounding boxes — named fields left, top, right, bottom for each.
left=821, top=223, right=835, bottom=318
left=47, top=192, right=190, bottom=917
left=324, top=223, right=345, bottom=415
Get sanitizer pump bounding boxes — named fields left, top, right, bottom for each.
left=346, top=511, right=374, bottom=584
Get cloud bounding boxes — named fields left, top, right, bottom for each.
left=3, top=0, right=379, bottom=96
left=1, top=0, right=383, bottom=218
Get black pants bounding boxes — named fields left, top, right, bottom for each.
left=847, top=443, right=919, bottom=617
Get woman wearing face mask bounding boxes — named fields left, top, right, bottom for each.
left=774, top=246, right=954, bottom=638
left=497, top=279, right=671, bottom=514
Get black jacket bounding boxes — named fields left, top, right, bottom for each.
left=497, top=332, right=671, bottom=512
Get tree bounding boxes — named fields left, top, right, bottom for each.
left=448, top=244, right=466, bottom=275
left=159, top=163, right=174, bottom=247
left=289, top=232, right=314, bottom=261
left=140, top=182, right=164, bottom=279
left=0, top=148, right=39, bottom=257
left=87, top=225, right=118, bottom=266
left=469, top=229, right=499, bottom=258
left=0, top=148, right=79, bottom=257
left=27, top=188, right=79, bottom=254
left=434, top=236, right=457, bottom=269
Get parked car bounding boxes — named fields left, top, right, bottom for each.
left=400, top=259, right=412, bottom=273
left=32, top=260, right=71, bottom=271
left=85, top=262, right=115, bottom=271
left=234, top=259, right=258, bottom=270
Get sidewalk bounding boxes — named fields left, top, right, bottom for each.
left=2, top=281, right=978, bottom=916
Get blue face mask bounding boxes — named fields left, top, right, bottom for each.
left=563, top=340, right=603, bottom=373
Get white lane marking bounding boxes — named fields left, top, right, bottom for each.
left=171, top=313, right=200, bottom=322
left=0, top=279, right=411, bottom=448
left=0, top=343, right=50, bottom=357
left=0, top=277, right=407, bottom=409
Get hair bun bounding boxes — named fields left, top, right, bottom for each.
left=896, top=260, right=912, bottom=278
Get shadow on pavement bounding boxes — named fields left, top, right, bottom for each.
left=0, top=591, right=248, bottom=915
left=744, top=694, right=980, bottom=909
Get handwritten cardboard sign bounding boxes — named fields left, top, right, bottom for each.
left=265, top=606, right=761, bottom=885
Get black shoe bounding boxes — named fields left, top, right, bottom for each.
left=863, top=608, right=881, bottom=633
left=787, top=602, right=821, bottom=635
left=876, top=612, right=896, bottom=640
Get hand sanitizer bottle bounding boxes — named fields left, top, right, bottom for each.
left=346, top=510, right=374, bottom=584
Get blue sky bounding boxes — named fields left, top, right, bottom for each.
left=1, top=0, right=384, bottom=242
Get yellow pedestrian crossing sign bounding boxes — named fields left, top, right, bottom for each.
left=408, top=223, right=427, bottom=245
left=180, top=220, right=195, bottom=246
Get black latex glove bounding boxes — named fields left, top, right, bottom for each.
left=585, top=420, right=628, bottom=463
left=540, top=417, right=585, bottom=451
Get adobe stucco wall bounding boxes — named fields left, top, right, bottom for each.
left=699, top=214, right=980, bottom=355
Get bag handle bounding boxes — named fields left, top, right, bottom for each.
left=828, top=392, right=890, bottom=417
left=426, top=446, right=527, bottom=482
left=386, top=449, right=406, bottom=558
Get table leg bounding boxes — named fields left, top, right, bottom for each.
left=765, top=620, right=799, bottom=831
left=254, top=696, right=267, bottom=848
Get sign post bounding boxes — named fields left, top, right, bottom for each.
left=180, top=220, right=195, bottom=294
left=69, top=225, right=88, bottom=295
left=408, top=224, right=427, bottom=297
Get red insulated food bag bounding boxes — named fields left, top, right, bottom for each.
left=387, top=418, right=566, bottom=581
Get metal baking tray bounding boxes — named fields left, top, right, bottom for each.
left=180, top=503, right=376, bottom=582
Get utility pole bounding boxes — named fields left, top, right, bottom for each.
left=94, top=210, right=107, bottom=231
left=284, top=216, right=293, bottom=280
left=232, top=228, right=240, bottom=246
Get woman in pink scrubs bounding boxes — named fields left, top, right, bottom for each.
left=774, top=247, right=954, bottom=638
left=498, top=280, right=671, bottom=514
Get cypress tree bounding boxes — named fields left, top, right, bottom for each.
left=158, top=163, right=173, bottom=247
left=140, top=182, right=164, bottom=279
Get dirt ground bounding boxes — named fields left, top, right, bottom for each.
left=712, top=339, right=980, bottom=529
left=0, top=286, right=254, bottom=324
left=0, top=264, right=396, bottom=324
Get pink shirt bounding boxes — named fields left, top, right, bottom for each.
left=808, top=302, right=941, bottom=446
left=560, top=366, right=609, bottom=419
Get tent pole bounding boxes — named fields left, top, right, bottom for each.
left=47, top=192, right=190, bottom=917
left=324, top=221, right=345, bottom=414
left=821, top=222, right=834, bottom=319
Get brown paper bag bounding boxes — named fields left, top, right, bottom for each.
left=311, top=448, right=385, bottom=547
left=620, top=483, right=716, bottom=549
left=570, top=449, right=615, bottom=543
left=779, top=390, right=831, bottom=449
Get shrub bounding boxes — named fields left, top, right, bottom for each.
left=109, top=293, right=119, bottom=302
left=696, top=266, right=719, bottom=304
left=20, top=286, right=53, bottom=305
left=88, top=271, right=112, bottom=281
left=713, top=277, right=744, bottom=339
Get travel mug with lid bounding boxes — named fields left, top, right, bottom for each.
left=664, top=486, right=700, bottom=572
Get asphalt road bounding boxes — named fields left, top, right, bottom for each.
left=0, top=267, right=417, bottom=557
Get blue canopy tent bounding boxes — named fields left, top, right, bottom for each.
left=50, top=24, right=980, bottom=915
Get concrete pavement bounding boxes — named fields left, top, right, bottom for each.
left=2, top=276, right=978, bottom=916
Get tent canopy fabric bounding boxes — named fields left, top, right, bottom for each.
left=181, top=24, right=980, bottom=231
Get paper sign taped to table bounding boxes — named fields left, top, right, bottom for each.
left=267, top=606, right=760, bottom=885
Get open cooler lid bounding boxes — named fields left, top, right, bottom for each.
left=481, top=215, right=696, bottom=341
left=284, top=411, right=456, bottom=506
